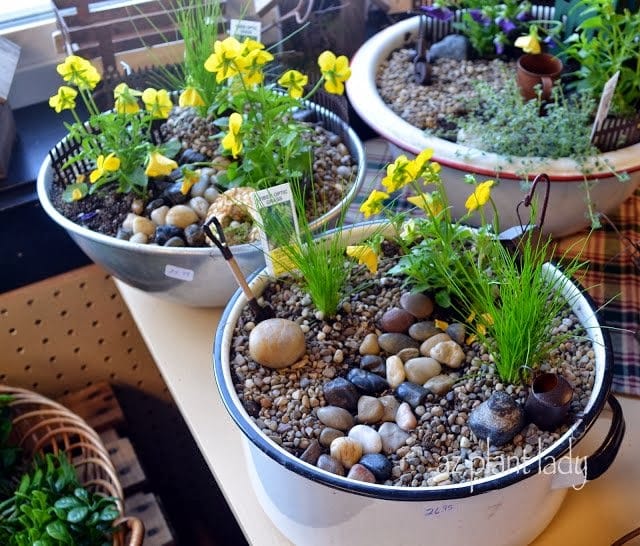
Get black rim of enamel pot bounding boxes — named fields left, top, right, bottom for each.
left=213, top=245, right=624, bottom=501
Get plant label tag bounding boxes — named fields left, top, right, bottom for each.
left=590, top=71, right=619, bottom=142
left=164, top=264, right=194, bottom=282
left=253, top=182, right=301, bottom=277
left=230, top=19, right=262, bottom=43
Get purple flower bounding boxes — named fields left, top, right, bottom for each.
left=493, top=36, right=505, bottom=56
left=516, top=10, right=533, bottom=22
left=421, top=5, right=454, bottom=21
left=543, top=35, right=558, bottom=49
left=469, top=9, right=491, bottom=26
left=497, top=17, right=516, bottom=34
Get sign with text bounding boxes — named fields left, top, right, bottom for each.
left=230, top=19, right=262, bottom=43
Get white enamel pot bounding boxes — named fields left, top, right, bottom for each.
left=36, top=101, right=365, bottom=307
left=346, top=16, right=640, bottom=238
left=213, top=223, right=624, bottom=546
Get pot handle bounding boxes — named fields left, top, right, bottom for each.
left=582, top=394, right=625, bottom=481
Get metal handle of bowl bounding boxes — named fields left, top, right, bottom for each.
left=582, top=394, right=626, bottom=481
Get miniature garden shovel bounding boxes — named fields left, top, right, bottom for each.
left=203, top=217, right=275, bottom=323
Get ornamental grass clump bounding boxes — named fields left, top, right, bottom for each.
left=358, top=150, right=587, bottom=384
left=202, top=36, right=351, bottom=190
left=49, top=55, right=181, bottom=203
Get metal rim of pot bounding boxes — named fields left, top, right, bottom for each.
left=213, top=221, right=625, bottom=501
left=36, top=98, right=367, bottom=259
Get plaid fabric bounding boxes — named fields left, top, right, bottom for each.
left=349, top=138, right=640, bottom=397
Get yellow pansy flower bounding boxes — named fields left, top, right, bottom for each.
left=142, top=88, right=173, bottom=119
left=241, top=48, right=274, bottom=86
left=204, top=36, right=248, bottom=83
left=221, top=112, right=243, bottom=158
left=180, top=169, right=200, bottom=195
left=317, top=50, right=351, bottom=95
left=277, top=70, right=309, bottom=99
left=412, top=148, right=434, bottom=174
left=49, top=86, right=78, bottom=113
left=465, top=180, right=495, bottom=212
left=89, top=153, right=120, bottom=183
left=346, top=245, right=379, bottom=274
left=434, top=319, right=449, bottom=331
left=179, top=86, right=205, bottom=108
left=515, top=34, right=541, bottom=54
left=145, top=151, right=178, bottom=178
left=114, top=83, right=141, bottom=114
left=56, top=55, right=101, bottom=90
left=407, top=192, right=444, bottom=217
left=359, top=189, right=389, bottom=218
left=381, top=155, right=414, bottom=192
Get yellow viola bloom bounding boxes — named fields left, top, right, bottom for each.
left=241, top=38, right=266, bottom=54
left=221, top=112, right=243, bottom=158
left=412, top=148, right=434, bottom=173
left=241, top=48, right=274, bottom=86
left=142, top=88, right=173, bottom=119
left=277, top=70, right=309, bottom=99
left=180, top=169, right=201, bottom=195
left=89, top=153, right=120, bottom=183
left=434, top=319, right=449, bottom=331
left=179, top=86, right=205, bottom=108
left=114, top=83, right=141, bottom=114
left=56, top=55, right=101, bottom=90
left=346, top=245, right=379, bottom=274
left=359, top=189, right=389, bottom=218
left=204, top=36, right=248, bottom=83
left=465, top=180, right=496, bottom=212
left=49, top=86, right=78, bottom=113
left=317, top=50, right=351, bottom=95
left=381, top=155, right=414, bottom=192
left=407, top=192, right=443, bottom=218
left=515, top=33, right=541, bottom=54
left=145, top=151, right=178, bottom=178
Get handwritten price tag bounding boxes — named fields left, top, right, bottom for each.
left=164, top=264, right=194, bottom=282
left=424, top=504, right=456, bottom=518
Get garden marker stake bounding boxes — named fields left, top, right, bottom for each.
left=204, top=216, right=275, bottom=323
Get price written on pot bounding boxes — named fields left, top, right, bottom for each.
left=424, top=504, right=456, bottom=518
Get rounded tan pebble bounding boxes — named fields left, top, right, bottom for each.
left=400, top=292, right=434, bottom=319
left=132, top=215, right=156, bottom=236
left=420, top=333, right=452, bottom=357
left=166, top=204, right=199, bottom=228
left=317, top=453, right=345, bottom=476
left=317, top=406, right=354, bottom=431
left=386, top=355, right=406, bottom=388
left=395, top=402, right=418, bottom=431
left=150, top=205, right=169, bottom=225
left=248, top=318, right=306, bottom=369
left=357, top=395, right=384, bottom=424
left=189, top=196, right=210, bottom=219
left=396, top=347, right=420, bottom=362
left=348, top=424, right=382, bottom=454
left=430, top=340, right=465, bottom=368
left=424, top=374, right=456, bottom=395
left=122, top=212, right=137, bottom=231
left=404, top=357, right=442, bottom=384
left=129, top=232, right=148, bottom=244
left=379, top=395, right=400, bottom=422
left=319, top=427, right=344, bottom=447
left=347, top=463, right=376, bottom=483
left=359, top=333, right=380, bottom=355
left=131, top=198, right=145, bottom=215
left=330, top=437, right=363, bottom=469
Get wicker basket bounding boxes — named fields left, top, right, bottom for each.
left=0, top=385, right=144, bottom=546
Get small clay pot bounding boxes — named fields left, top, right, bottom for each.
left=524, top=372, right=573, bottom=430
left=516, top=53, right=563, bottom=102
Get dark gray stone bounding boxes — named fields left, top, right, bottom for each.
left=359, top=453, right=393, bottom=481
left=323, top=377, right=359, bottom=411
left=316, top=454, right=345, bottom=476
left=184, top=223, right=206, bottom=246
left=360, top=355, right=386, bottom=376
left=155, top=224, right=183, bottom=245
left=378, top=333, right=420, bottom=354
left=396, top=381, right=429, bottom=408
left=162, top=181, right=190, bottom=205
left=427, top=34, right=470, bottom=63
left=346, top=368, right=389, bottom=395
left=468, top=391, right=525, bottom=447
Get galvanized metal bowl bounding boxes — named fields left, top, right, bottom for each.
left=37, top=102, right=366, bottom=307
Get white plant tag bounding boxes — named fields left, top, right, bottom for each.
left=590, top=71, right=620, bottom=142
left=230, top=19, right=262, bottom=42
left=164, top=264, right=194, bottom=282
left=253, top=183, right=300, bottom=277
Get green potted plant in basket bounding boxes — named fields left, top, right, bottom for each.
left=212, top=147, right=624, bottom=545
left=37, top=7, right=365, bottom=307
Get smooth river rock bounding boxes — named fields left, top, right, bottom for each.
left=323, top=377, right=359, bottom=411
left=330, top=437, right=363, bottom=469
left=378, top=333, right=420, bottom=354
left=380, top=307, right=415, bottom=333
left=400, top=292, right=434, bottom=319
left=404, top=357, right=442, bottom=384
left=468, top=391, right=525, bottom=447
left=248, top=318, right=306, bottom=369
left=430, top=340, right=466, bottom=369
left=317, top=406, right=355, bottom=431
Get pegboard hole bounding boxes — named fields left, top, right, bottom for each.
left=53, top=290, right=60, bottom=297
left=31, top=382, right=39, bottom=389
left=24, top=364, right=31, bottom=372
left=0, top=308, right=7, bottom=316
left=79, top=282, right=86, bottom=289
left=74, top=347, right=80, bottom=354
left=67, top=329, right=74, bottom=336
left=80, top=364, right=87, bottom=371
left=49, top=356, right=57, bottom=363
left=60, top=310, right=68, bottom=317
left=98, top=338, right=105, bottom=345
left=109, top=372, right=116, bottom=380
left=85, top=301, right=93, bottom=309
left=116, top=312, right=123, bottom=319
left=41, top=337, right=49, bottom=345
left=104, top=356, right=112, bottom=363
left=8, top=327, right=16, bottom=335
left=121, top=330, right=130, bottom=338
left=56, top=373, right=63, bottom=380
left=16, top=346, right=24, bottom=354
left=27, top=299, right=34, bottom=306
left=127, top=347, right=133, bottom=354
left=92, top=320, right=99, bottom=327
left=34, top=319, right=42, bottom=326
left=131, top=364, right=139, bottom=371
left=110, top=293, right=117, bottom=300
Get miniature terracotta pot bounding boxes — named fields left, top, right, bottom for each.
left=516, top=53, right=563, bottom=102
left=524, top=372, right=573, bottom=430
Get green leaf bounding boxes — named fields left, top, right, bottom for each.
left=159, top=138, right=182, bottom=159
left=54, top=496, right=81, bottom=510
left=73, top=487, right=89, bottom=502
left=99, top=505, right=119, bottom=522
left=67, top=506, right=89, bottom=523
left=46, top=520, right=71, bottom=541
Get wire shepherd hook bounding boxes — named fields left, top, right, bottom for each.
left=517, top=173, right=551, bottom=233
